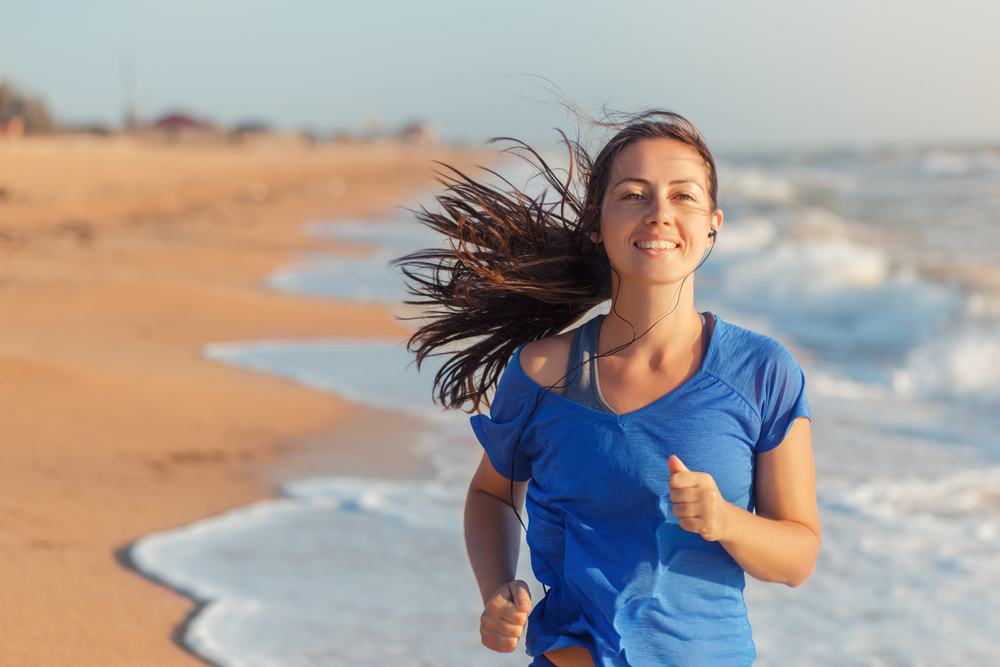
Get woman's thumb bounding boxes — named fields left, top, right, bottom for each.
left=668, top=455, right=689, bottom=474
left=511, top=580, right=532, bottom=612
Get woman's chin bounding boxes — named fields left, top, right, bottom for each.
left=612, top=268, right=699, bottom=292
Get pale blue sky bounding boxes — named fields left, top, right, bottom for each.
left=2, top=0, right=998, bottom=150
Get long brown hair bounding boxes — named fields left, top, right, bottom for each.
left=394, top=110, right=718, bottom=411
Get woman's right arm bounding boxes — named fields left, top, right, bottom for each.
left=464, top=452, right=532, bottom=653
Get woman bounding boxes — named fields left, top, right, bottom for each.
left=397, top=111, right=820, bottom=666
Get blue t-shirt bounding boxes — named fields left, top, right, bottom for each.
left=470, top=316, right=810, bottom=667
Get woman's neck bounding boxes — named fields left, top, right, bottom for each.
left=601, top=275, right=702, bottom=360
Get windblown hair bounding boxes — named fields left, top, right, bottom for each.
left=395, top=110, right=717, bottom=411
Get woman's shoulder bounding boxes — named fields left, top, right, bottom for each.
left=518, top=329, right=576, bottom=394
left=707, top=317, right=811, bottom=446
left=711, top=317, right=800, bottom=367
left=706, top=317, right=806, bottom=403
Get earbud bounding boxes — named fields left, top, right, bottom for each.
left=708, top=229, right=717, bottom=238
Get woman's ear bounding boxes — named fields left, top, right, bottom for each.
left=589, top=230, right=602, bottom=243
left=708, top=209, right=723, bottom=246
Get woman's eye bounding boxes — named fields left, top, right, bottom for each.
left=623, top=192, right=643, bottom=200
left=674, top=193, right=695, bottom=201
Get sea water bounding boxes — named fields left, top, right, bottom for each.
left=132, top=147, right=1000, bottom=666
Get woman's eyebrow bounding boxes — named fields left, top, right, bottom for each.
left=610, top=177, right=701, bottom=189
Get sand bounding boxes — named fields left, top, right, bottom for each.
left=0, top=134, right=487, bottom=666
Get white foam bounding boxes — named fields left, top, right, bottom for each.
left=718, top=164, right=796, bottom=203
left=893, top=322, right=1000, bottom=404
left=710, top=216, right=777, bottom=256
left=267, top=255, right=408, bottom=303
left=920, top=149, right=1000, bottom=176
left=133, top=478, right=542, bottom=667
left=302, top=219, right=443, bottom=251
left=809, top=372, right=886, bottom=400
left=204, top=339, right=443, bottom=419
left=748, top=470, right=1000, bottom=666
left=705, top=221, right=961, bottom=375
left=266, top=154, right=571, bottom=305
left=264, top=217, right=447, bottom=304
left=727, top=235, right=889, bottom=294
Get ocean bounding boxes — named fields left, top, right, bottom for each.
left=132, top=145, right=1000, bottom=666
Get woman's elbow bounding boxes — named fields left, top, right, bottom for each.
left=784, top=564, right=815, bottom=588
left=783, top=530, right=821, bottom=588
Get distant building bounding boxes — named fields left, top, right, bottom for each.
left=398, top=122, right=439, bottom=147
left=145, top=112, right=222, bottom=141
left=154, top=112, right=216, bottom=131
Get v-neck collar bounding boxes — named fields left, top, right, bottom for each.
left=514, top=313, right=721, bottom=422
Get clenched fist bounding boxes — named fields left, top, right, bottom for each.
left=480, top=580, right=532, bottom=652
left=668, top=455, right=733, bottom=542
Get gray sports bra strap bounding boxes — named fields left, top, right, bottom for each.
left=563, top=315, right=618, bottom=415
left=562, top=313, right=713, bottom=415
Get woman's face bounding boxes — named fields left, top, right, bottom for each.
left=596, top=138, right=722, bottom=289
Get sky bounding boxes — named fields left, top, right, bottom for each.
left=2, top=0, right=999, bottom=151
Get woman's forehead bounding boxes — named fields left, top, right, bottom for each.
left=610, top=138, right=709, bottom=185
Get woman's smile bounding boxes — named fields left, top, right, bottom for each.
left=634, top=238, right=679, bottom=251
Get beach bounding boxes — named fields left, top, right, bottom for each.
left=4, top=134, right=1000, bottom=666
left=0, top=134, right=485, bottom=666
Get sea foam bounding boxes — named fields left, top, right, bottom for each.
left=133, top=478, right=542, bottom=667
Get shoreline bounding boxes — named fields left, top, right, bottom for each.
left=0, top=135, right=487, bottom=665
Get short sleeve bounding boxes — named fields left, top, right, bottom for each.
left=756, top=346, right=811, bottom=453
left=469, top=350, right=536, bottom=482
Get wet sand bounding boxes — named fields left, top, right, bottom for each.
left=0, top=134, right=485, bottom=665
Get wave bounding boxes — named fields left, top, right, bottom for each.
left=893, top=320, right=1000, bottom=405
left=830, top=466, right=1000, bottom=519
left=746, top=467, right=1000, bottom=666
left=132, top=477, right=540, bottom=667
left=708, top=213, right=960, bottom=370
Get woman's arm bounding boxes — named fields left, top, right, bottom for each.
left=465, top=452, right=533, bottom=652
left=668, top=416, right=820, bottom=587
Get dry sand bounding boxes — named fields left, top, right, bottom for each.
left=0, top=134, right=487, bottom=665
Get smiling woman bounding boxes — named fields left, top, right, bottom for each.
left=395, top=110, right=819, bottom=667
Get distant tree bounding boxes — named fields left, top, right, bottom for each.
left=0, top=81, right=54, bottom=134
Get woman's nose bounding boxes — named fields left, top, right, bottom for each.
left=644, top=196, right=674, bottom=225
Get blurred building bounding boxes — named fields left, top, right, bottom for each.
left=398, top=122, right=439, bottom=147
left=140, top=112, right=224, bottom=142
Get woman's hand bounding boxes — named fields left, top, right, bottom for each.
left=669, top=418, right=821, bottom=587
left=480, top=580, right=532, bottom=653
left=465, top=453, right=532, bottom=650
left=668, top=455, right=732, bottom=541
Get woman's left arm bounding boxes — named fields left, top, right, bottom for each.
left=668, top=416, right=820, bottom=587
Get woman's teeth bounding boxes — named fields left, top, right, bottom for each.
left=636, top=240, right=678, bottom=250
